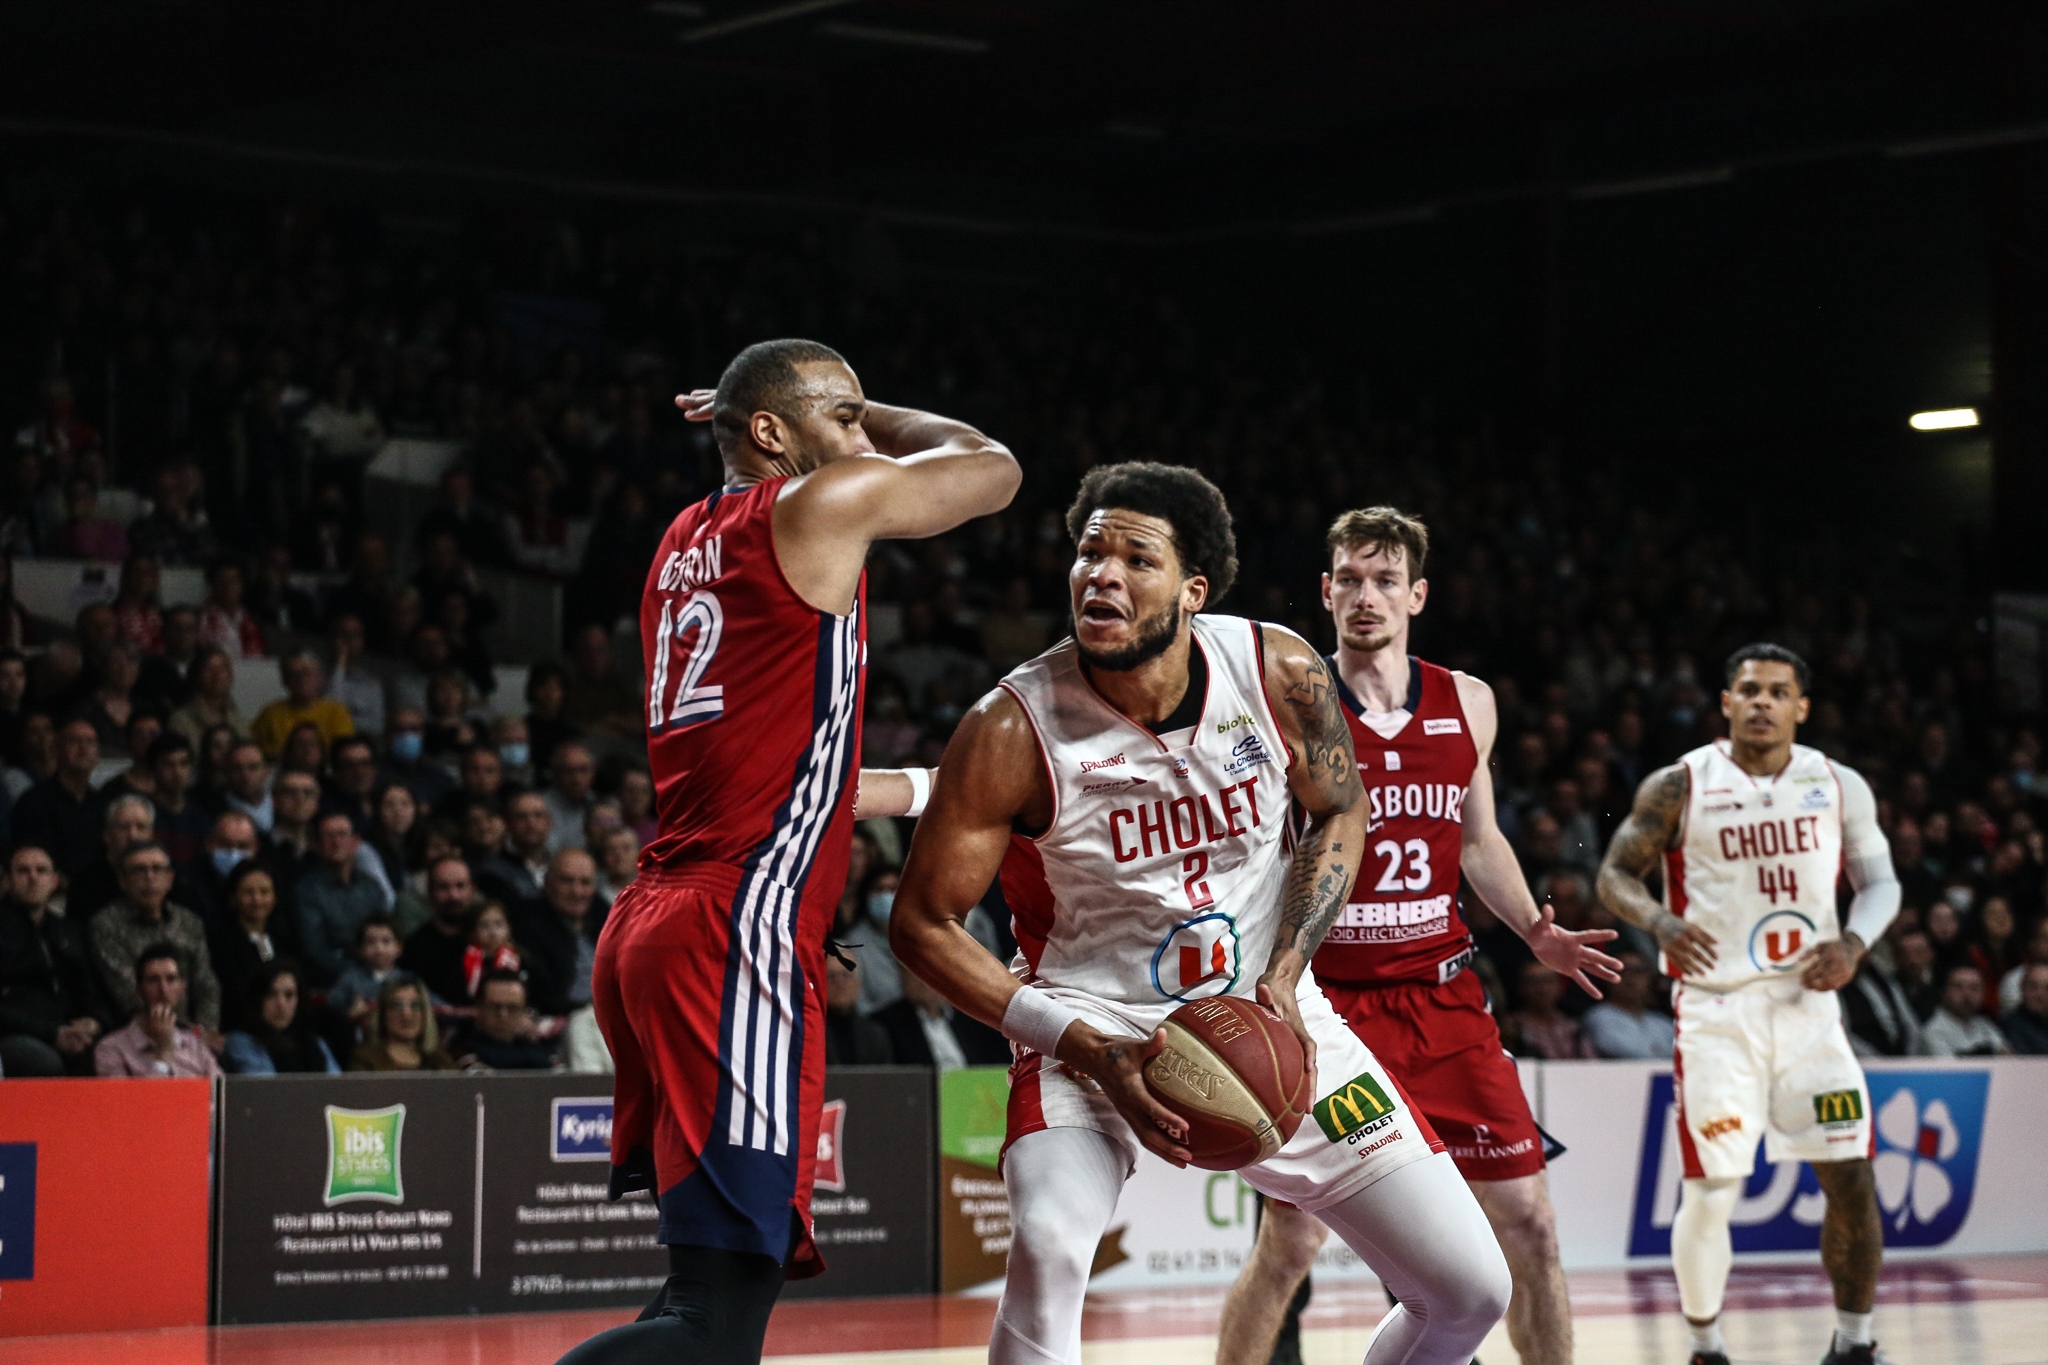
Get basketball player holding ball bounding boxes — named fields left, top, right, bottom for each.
left=1219, top=508, right=1622, bottom=1365
left=890, top=464, right=1511, bottom=1365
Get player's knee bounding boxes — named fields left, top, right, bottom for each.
left=1445, top=1238, right=1514, bottom=1330
left=1007, top=1203, right=1094, bottom=1291
left=1490, top=1189, right=1558, bottom=1264
left=1261, top=1206, right=1326, bottom=1279
left=1679, top=1176, right=1741, bottom=1225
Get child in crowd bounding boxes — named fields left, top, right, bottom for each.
left=462, top=901, right=524, bottom=1003
left=327, top=912, right=404, bottom=1030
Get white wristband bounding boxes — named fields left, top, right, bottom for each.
left=1002, top=986, right=1082, bottom=1059
left=904, top=767, right=931, bottom=819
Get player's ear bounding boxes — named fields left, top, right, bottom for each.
left=748, top=409, right=788, bottom=454
left=1795, top=694, right=1812, bottom=725
left=1408, top=576, right=1428, bottom=615
left=1720, top=688, right=1735, bottom=721
left=1183, top=574, right=1209, bottom=614
left=1320, top=571, right=1333, bottom=612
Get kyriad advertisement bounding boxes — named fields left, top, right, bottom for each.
left=942, top=1058, right=2048, bottom=1289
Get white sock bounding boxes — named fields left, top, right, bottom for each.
left=1672, top=1177, right=1741, bottom=1323
left=1688, top=1318, right=1726, bottom=1356
left=1834, top=1309, right=1874, bottom=1350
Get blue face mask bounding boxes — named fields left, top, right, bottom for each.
left=390, top=731, right=424, bottom=762
left=499, top=743, right=531, bottom=768
left=867, top=891, right=895, bottom=925
left=212, top=847, right=250, bottom=877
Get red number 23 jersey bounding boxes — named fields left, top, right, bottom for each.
left=1312, top=657, right=1478, bottom=988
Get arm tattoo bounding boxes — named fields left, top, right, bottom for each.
left=1277, top=825, right=1351, bottom=958
left=1282, top=653, right=1361, bottom=806
left=1595, top=764, right=1689, bottom=930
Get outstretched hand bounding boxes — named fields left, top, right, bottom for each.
left=1058, top=1024, right=1192, bottom=1167
left=674, top=389, right=716, bottom=421
left=1525, top=902, right=1624, bottom=998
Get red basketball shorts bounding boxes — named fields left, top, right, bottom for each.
left=1317, top=968, right=1546, bottom=1182
left=593, top=865, right=829, bottom=1277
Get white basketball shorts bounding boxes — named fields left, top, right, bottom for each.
left=1674, top=979, right=1873, bottom=1179
left=1003, top=976, right=1443, bottom=1212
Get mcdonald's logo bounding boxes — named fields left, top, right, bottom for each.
left=1813, top=1089, right=1865, bottom=1126
left=1312, top=1072, right=1397, bottom=1142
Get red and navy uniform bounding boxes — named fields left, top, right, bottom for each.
left=1312, top=656, right=1546, bottom=1181
left=594, top=477, right=864, bottom=1277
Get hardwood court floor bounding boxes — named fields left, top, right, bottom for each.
left=9, top=1254, right=2043, bottom=1364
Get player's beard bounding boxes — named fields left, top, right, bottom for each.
left=1073, top=598, right=1184, bottom=672
left=1339, top=621, right=1401, bottom=654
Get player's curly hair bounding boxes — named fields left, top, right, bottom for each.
left=1065, top=462, right=1238, bottom=603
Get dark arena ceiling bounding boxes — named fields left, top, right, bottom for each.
left=1, top=1, right=2043, bottom=242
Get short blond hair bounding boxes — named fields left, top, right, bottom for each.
left=1327, top=506, right=1430, bottom=582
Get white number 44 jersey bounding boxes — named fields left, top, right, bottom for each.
left=1663, top=740, right=1886, bottom=992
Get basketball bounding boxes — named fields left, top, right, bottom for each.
left=1144, top=995, right=1313, bottom=1171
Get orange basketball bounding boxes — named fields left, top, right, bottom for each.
left=1143, top=995, right=1312, bottom=1171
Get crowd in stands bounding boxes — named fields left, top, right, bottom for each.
left=0, top=195, right=2044, bottom=1080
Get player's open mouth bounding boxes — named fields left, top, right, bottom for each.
left=1081, top=601, right=1127, bottom=622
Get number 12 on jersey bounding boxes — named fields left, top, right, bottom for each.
left=649, top=590, right=725, bottom=732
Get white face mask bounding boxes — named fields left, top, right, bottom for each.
left=867, top=891, right=895, bottom=925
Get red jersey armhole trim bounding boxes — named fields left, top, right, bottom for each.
left=997, top=680, right=1062, bottom=840
left=1249, top=620, right=1295, bottom=772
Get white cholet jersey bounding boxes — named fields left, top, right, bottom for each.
left=1663, top=740, right=1884, bottom=992
left=997, top=614, right=1295, bottom=1029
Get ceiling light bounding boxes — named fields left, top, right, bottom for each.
left=1909, top=408, right=1979, bottom=431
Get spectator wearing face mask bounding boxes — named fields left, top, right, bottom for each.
left=492, top=714, right=533, bottom=788
left=222, top=960, right=340, bottom=1074
left=379, top=706, right=456, bottom=809
left=853, top=867, right=906, bottom=1016
left=1922, top=965, right=2012, bottom=1056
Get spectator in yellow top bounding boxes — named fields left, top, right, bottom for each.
left=250, top=650, right=355, bottom=761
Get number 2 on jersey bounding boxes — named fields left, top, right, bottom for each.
left=1373, top=838, right=1432, bottom=893
left=649, top=590, right=725, bottom=732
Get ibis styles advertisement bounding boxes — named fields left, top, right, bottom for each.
left=217, top=1070, right=935, bottom=1322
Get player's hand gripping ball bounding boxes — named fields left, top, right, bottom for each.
left=1143, top=995, right=1311, bottom=1171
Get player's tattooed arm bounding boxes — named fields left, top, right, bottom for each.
left=1258, top=628, right=1368, bottom=1082
left=1595, top=763, right=1718, bottom=976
